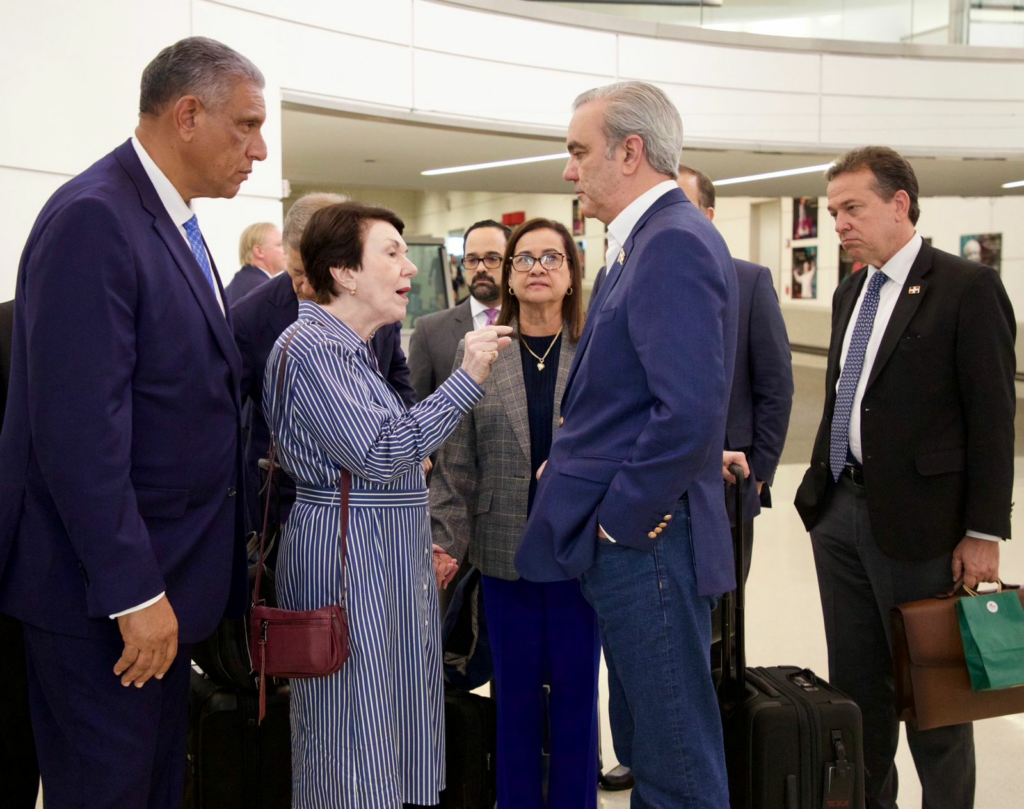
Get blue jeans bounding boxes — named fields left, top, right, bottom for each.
left=580, top=498, right=728, bottom=809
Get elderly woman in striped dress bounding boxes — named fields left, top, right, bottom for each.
left=263, top=201, right=511, bottom=809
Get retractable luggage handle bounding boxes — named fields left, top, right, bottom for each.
left=721, top=463, right=747, bottom=693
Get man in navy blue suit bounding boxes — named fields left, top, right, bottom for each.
left=232, top=192, right=416, bottom=536
left=678, top=166, right=793, bottom=583
left=517, top=82, right=737, bottom=808
left=224, top=221, right=287, bottom=305
left=0, top=37, right=266, bottom=808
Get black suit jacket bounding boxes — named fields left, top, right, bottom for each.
left=0, top=300, right=12, bottom=432
left=795, top=241, right=1015, bottom=559
left=231, top=273, right=416, bottom=529
left=225, top=264, right=271, bottom=306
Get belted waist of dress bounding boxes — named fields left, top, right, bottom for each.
left=295, top=484, right=429, bottom=508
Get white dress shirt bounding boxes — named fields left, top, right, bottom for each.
left=604, top=180, right=678, bottom=274
left=597, top=179, right=677, bottom=544
left=112, top=138, right=224, bottom=619
left=130, top=136, right=224, bottom=314
left=469, top=295, right=500, bottom=330
left=837, top=232, right=997, bottom=542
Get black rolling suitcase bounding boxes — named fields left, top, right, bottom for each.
left=438, top=686, right=497, bottom=809
left=184, top=669, right=292, bottom=809
left=718, top=464, right=865, bottom=809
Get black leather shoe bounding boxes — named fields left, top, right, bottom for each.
left=598, top=764, right=635, bottom=791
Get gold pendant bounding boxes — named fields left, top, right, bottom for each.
left=537, top=361, right=545, bottom=371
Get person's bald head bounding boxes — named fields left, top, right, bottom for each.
left=678, top=165, right=715, bottom=222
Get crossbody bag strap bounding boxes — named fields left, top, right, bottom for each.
left=339, top=469, right=351, bottom=608
left=252, top=325, right=303, bottom=607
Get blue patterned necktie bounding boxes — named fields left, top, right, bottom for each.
left=829, top=270, right=889, bottom=481
left=182, top=215, right=219, bottom=297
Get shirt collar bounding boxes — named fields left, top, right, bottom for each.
left=469, top=296, right=499, bottom=319
left=298, top=300, right=369, bottom=354
left=870, top=232, right=922, bottom=288
left=131, top=136, right=194, bottom=228
left=605, top=180, right=678, bottom=264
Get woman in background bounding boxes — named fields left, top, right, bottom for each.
left=430, top=218, right=599, bottom=808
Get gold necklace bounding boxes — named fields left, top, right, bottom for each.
left=521, top=326, right=563, bottom=371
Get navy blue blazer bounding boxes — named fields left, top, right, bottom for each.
left=231, top=272, right=416, bottom=529
left=225, top=264, right=271, bottom=306
left=0, top=140, right=246, bottom=642
left=516, top=188, right=739, bottom=597
left=726, top=259, right=793, bottom=524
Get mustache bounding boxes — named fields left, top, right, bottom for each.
left=471, top=272, right=498, bottom=286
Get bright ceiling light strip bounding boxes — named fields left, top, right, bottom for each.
left=422, top=153, right=566, bottom=176
left=1002, top=180, right=1024, bottom=189
left=713, top=162, right=835, bottom=187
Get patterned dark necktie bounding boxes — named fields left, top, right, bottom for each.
left=182, top=214, right=219, bottom=296
left=829, top=270, right=889, bottom=481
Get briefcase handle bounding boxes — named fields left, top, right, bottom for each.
left=937, top=579, right=1018, bottom=600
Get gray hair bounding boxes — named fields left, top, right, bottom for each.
left=139, top=36, right=264, bottom=116
left=282, top=192, right=350, bottom=250
left=573, top=81, right=683, bottom=179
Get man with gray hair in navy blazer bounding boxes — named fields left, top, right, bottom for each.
left=0, top=37, right=266, bottom=807
left=517, top=81, right=737, bottom=808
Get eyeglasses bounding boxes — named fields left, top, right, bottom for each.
left=462, top=254, right=503, bottom=271
left=510, top=253, right=566, bottom=273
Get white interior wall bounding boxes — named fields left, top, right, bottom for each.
left=2, top=0, right=1021, bottom=301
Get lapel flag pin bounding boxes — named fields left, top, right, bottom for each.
left=908, top=286, right=921, bottom=295
left=618, top=249, right=626, bottom=266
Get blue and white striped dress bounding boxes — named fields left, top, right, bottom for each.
left=264, top=301, right=483, bottom=809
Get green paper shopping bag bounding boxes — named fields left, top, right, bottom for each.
left=956, top=588, right=1024, bottom=691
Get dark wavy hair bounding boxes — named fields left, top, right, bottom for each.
left=497, top=218, right=585, bottom=342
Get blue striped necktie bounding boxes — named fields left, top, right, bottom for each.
left=182, top=215, right=218, bottom=296
left=829, top=270, right=889, bottom=481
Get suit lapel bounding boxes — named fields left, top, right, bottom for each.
left=495, top=338, right=531, bottom=460
left=866, top=243, right=932, bottom=391
left=564, top=188, right=685, bottom=403
left=552, top=334, right=574, bottom=426
left=115, top=141, right=242, bottom=389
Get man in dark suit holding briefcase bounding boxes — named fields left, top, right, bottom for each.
left=795, top=146, right=1015, bottom=809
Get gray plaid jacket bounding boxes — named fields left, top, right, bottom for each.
left=429, top=329, right=575, bottom=580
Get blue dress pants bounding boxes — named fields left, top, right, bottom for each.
left=22, top=624, right=191, bottom=809
left=481, top=574, right=600, bottom=808
left=579, top=498, right=729, bottom=809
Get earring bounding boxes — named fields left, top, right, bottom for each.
left=507, top=286, right=515, bottom=297
left=350, top=289, right=356, bottom=297
left=566, top=287, right=574, bottom=296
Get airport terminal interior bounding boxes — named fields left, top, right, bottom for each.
left=2, top=0, right=1023, bottom=806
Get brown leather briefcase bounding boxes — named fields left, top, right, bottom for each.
left=891, top=583, right=1024, bottom=731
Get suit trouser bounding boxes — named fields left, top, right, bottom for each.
left=22, top=624, right=192, bottom=809
left=0, top=613, right=39, bottom=808
left=482, top=574, right=601, bottom=809
left=810, top=475, right=975, bottom=809
left=580, top=497, right=729, bottom=809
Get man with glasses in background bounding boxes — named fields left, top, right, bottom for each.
left=409, top=219, right=511, bottom=402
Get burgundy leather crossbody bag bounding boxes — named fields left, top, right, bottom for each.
left=249, top=326, right=350, bottom=721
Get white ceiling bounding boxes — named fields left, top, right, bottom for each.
left=281, top=105, right=1024, bottom=199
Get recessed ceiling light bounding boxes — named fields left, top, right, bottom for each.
left=422, top=153, right=566, bottom=176
left=713, top=163, right=835, bottom=187
left=1002, top=180, right=1024, bottom=189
